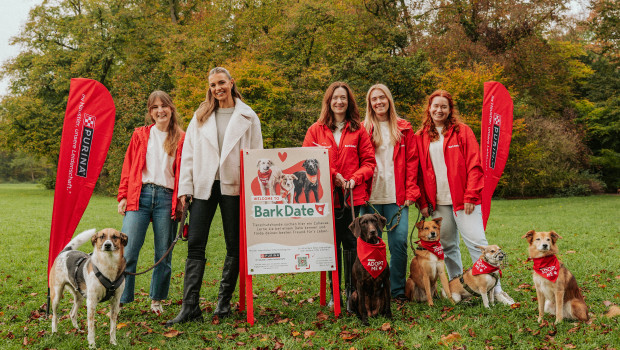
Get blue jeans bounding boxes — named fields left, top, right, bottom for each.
left=120, top=184, right=176, bottom=303
left=361, top=203, right=409, bottom=297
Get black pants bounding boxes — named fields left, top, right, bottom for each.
left=186, top=181, right=240, bottom=261
left=333, top=188, right=360, bottom=290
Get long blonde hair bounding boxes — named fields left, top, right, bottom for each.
left=364, top=84, right=402, bottom=146
left=145, top=90, right=183, bottom=156
left=195, top=67, right=243, bottom=124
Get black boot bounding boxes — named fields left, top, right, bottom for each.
left=343, top=249, right=356, bottom=313
left=213, top=256, right=239, bottom=318
left=165, top=258, right=205, bottom=326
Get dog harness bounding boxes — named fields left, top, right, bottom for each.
left=455, top=269, right=500, bottom=297
left=415, top=240, right=445, bottom=260
left=356, top=237, right=387, bottom=279
left=64, top=250, right=125, bottom=302
left=530, top=255, right=561, bottom=283
left=92, top=264, right=126, bottom=302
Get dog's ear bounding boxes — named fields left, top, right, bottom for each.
left=292, top=174, right=298, bottom=180
left=257, top=160, right=261, bottom=167
left=348, top=218, right=362, bottom=238
left=302, top=159, right=309, bottom=168
left=475, top=245, right=487, bottom=251
left=120, top=232, right=129, bottom=247
left=549, top=230, right=562, bottom=244
left=268, top=159, right=273, bottom=167
left=415, top=219, right=425, bottom=229
left=432, top=217, right=442, bottom=226
left=374, top=213, right=387, bottom=231
left=521, top=230, right=535, bottom=243
left=91, top=231, right=99, bottom=246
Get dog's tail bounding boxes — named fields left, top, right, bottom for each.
left=61, top=228, right=97, bottom=252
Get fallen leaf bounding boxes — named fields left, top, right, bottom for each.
left=413, top=344, right=421, bottom=348
left=381, top=323, right=391, bottom=331
left=565, top=344, right=577, bottom=349
left=439, top=332, right=461, bottom=345
left=603, top=300, right=614, bottom=307
left=292, top=331, right=301, bottom=337
left=340, top=331, right=357, bottom=340
left=511, top=303, right=521, bottom=309
left=29, top=292, right=38, bottom=297
left=605, top=305, right=620, bottom=318
left=274, top=340, right=285, bottom=349
left=316, top=311, right=329, bottom=321
left=567, top=326, right=580, bottom=333
left=117, top=323, right=128, bottom=329
left=304, top=330, right=315, bottom=339
left=565, top=250, right=576, bottom=254
left=468, top=328, right=476, bottom=337
left=163, top=329, right=182, bottom=338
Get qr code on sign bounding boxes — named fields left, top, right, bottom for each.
left=297, top=256, right=308, bottom=268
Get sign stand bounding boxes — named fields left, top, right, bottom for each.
left=238, top=149, right=341, bottom=325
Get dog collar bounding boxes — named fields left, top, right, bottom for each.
left=530, top=255, right=560, bottom=283
left=356, top=237, right=387, bottom=279
left=92, top=263, right=126, bottom=303
left=415, top=240, right=444, bottom=260
left=472, top=257, right=502, bottom=277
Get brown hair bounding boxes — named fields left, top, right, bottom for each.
left=145, top=90, right=183, bottom=156
left=364, top=84, right=402, bottom=146
left=420, top=89, right=460, bottom=141
left=195, top=67, right=243, bottom=125
left=318, top=82, right=360, bottom=132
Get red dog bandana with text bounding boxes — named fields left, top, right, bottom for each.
left=357, top=237, right=387, bottom=279
left=531, top=255, right=560, bottom=282
left=472, top=257, right=502, bottom=277
left=258, top=170, right=272, bottom=187
left=416, top=240, right=445, bottom=260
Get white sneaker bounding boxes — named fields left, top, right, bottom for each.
left=151, top=300, right=164, bottom=315
left=494, top=290, right=515, bottom=305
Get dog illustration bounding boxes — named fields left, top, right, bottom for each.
left=448, top=245, right=506, bottom=308
left=278, top=173, right=297, bottom=204
left=293, top=158, right=320, bottom=203
left=348, top=213, right=391, bottom=325
left=522, top=230, right=588, bottom=324
left=257, top=158, right=282, bottom=198
left=405, top=218, right=452, bottom=306
left=49, top=228, right=128, bottom=348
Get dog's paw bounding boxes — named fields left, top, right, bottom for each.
left=537, top=316, right=543, bottom=323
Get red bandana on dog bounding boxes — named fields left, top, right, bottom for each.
left=357, top=237, right=387, bottom=279
left=258, top=170, right=272, bottom=186
left=472, top=257, right=502, bottom=277
left=306, top=173, right=318, bottom=184
left=415, top=240, right=444, bottom=260
left=531, top=255, right=561, bottom=282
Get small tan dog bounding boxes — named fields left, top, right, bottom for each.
left=449, top=245, right=506, bottom=308
left=522, top=230, right=588, bottom=324
left=49, top=228, right=128, bottom=348
left=405, top=218, right=452, bottom=306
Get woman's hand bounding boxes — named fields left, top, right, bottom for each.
left=118, top=198, right=127, bottom=216
left=464, top=203, right=475, bottom=215
left=335, top=173, right=346, bottom=188
left=420, top=206, right=430, bottom=218
left=404, top=200, right=414, bottom=207
left=344, top=179, right=355, bottom=189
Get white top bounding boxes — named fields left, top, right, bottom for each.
left=142, top=127, right=175, bottom=190
left=332, top=121, right=346, bottom=146
left=215, top=107, right=235, bottom=180
left=369, top=121, right=396, bottom=204
left=429, top=127, right=452, bottom=205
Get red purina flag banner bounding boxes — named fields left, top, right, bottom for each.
left=481, top=82, right=513, bottom=229
left=47, top=78, right=115, bottom=278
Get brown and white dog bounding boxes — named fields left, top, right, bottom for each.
left=348, top=213, right=391, bottom=325
left=257, top=158, right=282, bottom=198
left=522, top=230, right=588, bottom=324
left=405, top=218, right=452, bottom=306
left=449, top=245, right=506, bottom=308
left=49, top=228, right=128, bottom=348
left=278, top=173, right=297, bottom=204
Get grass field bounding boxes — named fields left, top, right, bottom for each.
left=0, top=183, right=618, bottom=349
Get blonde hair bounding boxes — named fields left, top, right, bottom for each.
left=364, top=84, right=402, bottom=146
left=145, top=90, right=183, bottom=156
left=195, top=67, right=243, bottom=125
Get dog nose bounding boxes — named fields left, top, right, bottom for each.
left=104, top=242, right=112, bottom=250
left=542, top=244, right=548, bottom=249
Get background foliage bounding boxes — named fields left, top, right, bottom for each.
left=0, top=0, right=618, bottom=196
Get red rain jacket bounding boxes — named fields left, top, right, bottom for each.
left=117, top=124, right=185, bottom=217
left=362, top=118, right=421, bottom=206
left=416, top=123, right=483, bottom=214
left=303, top=122, right=376, bottom=207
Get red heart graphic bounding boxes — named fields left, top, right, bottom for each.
left=315, top=204, right=325, bottom=215
left=278, top=152, right=287, bottom=162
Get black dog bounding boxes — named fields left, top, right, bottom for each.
left=293, top=159, right=320, bottom=203
left=348, top=213, right=391, bottom=325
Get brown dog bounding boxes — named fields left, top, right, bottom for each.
left=522, top=230, right=588, bottom=324
left=405, top=218, right=452, bottom=306
left=348, top=213, right=391, bottom=325
left=49, top=228, right=128, bottom=348
left=449, top=245, right=506, bottom=308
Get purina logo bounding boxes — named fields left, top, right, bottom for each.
left=76, top=114, right=96, bottom=178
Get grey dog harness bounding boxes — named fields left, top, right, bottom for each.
left=455, top=268, right=500, bottom=297
left=64, top=250, right=125, bottom=302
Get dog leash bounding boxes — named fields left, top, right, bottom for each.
left=334, top=187, right=356, bottom=221
left=125, top=198, right=189, bottom=276
left=364, top=201, right=405, bottom=233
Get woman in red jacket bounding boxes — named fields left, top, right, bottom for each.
left=117, top=90, right=185, bottom=314
left=302, top=82, right=376, bottom=307
left=361, top=84, right=420, bottom=301
left=416, top=89, right=514, bottom=305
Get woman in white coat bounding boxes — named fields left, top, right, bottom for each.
left=166, top=67, right=263, bottom=325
